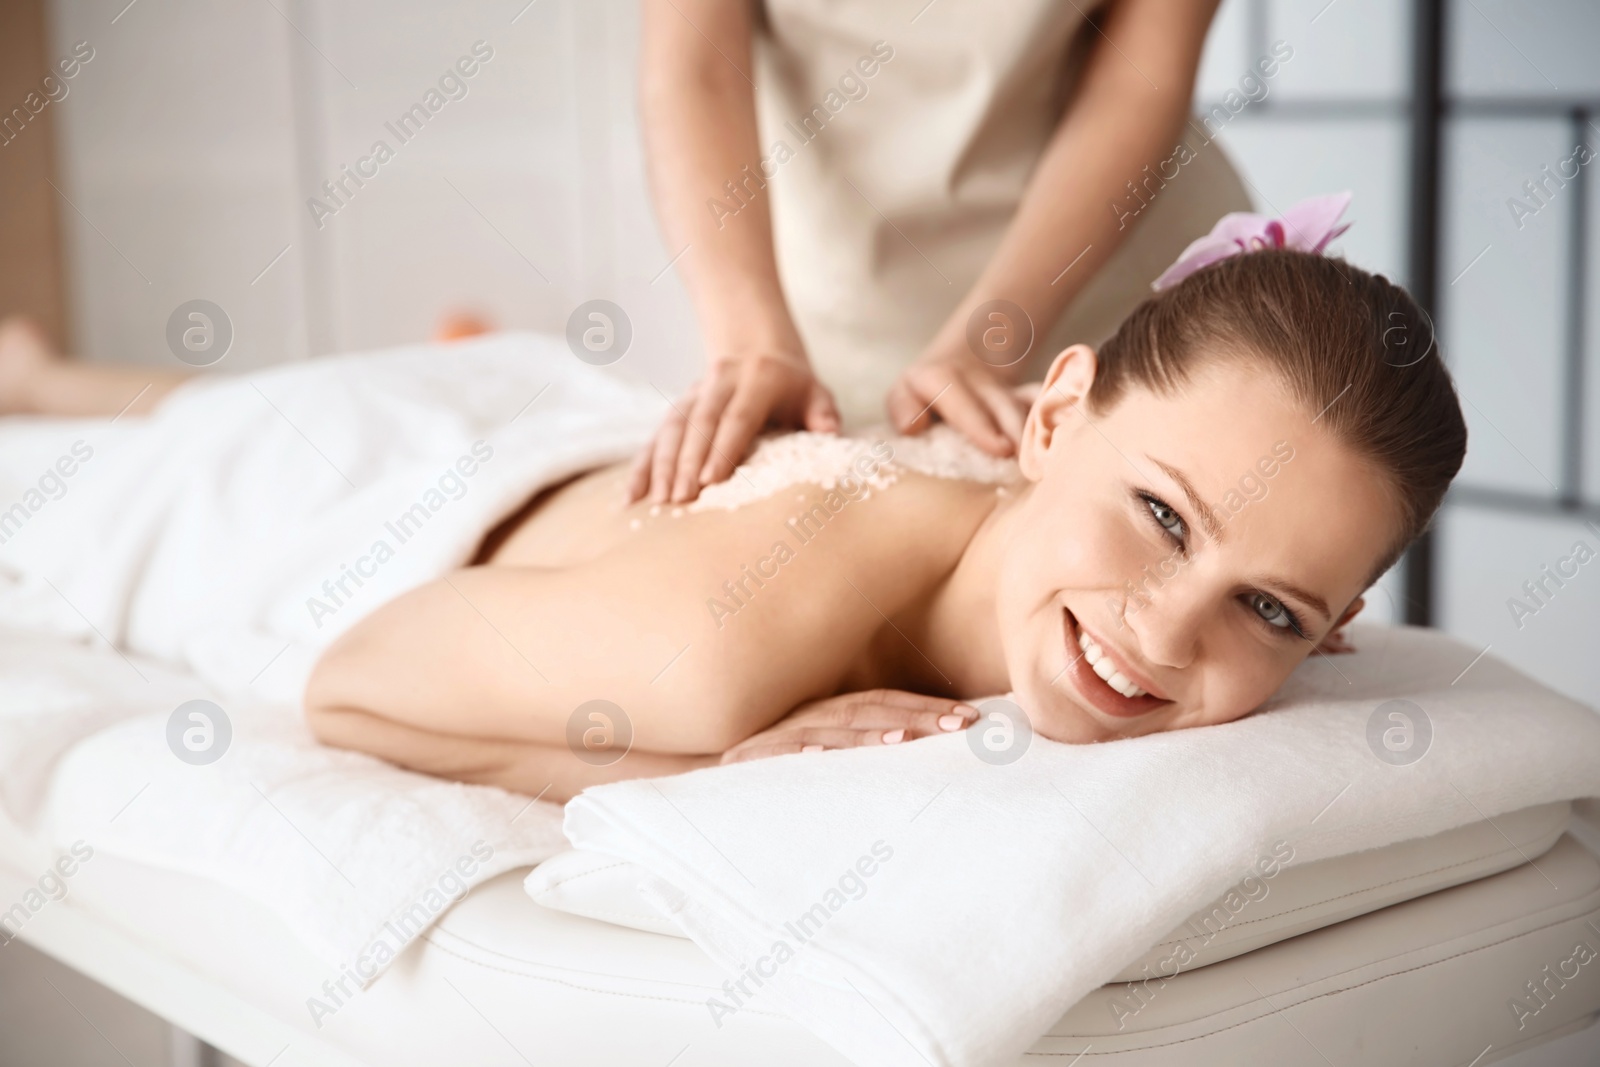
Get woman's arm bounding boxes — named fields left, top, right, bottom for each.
left=632, top=0, right=839, bottom=505
left=307, top=690, right=977, bottom=802
left=888, top=0, right=1223, bottom=447
left=307, top=704, right=717, bottom=803
left=301, top=561, right=755, bottom=757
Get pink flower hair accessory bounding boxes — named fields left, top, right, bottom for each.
left=1150, top=191, right=1353, bottom=291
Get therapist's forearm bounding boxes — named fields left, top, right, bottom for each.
left=638, top=0, right=804, bottom=362
left=936, top=96, right=1191, bottom=380
left=927, top=3, right=1218, bottom=379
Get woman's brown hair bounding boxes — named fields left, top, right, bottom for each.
left=1090, top=248, right=1467, bottom=582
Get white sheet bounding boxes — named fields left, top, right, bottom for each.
left=560, top=624, right=1600, bottom=1067
left=0, top=333, right=663, bottom=973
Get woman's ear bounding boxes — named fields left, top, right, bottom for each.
left=1018, top=345, right=1098, bottom=481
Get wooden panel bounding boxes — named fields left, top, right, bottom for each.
left=0, top=0, right=68, bottom=349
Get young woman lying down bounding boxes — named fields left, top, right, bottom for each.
left=0, top=226, right=1465, bottom=804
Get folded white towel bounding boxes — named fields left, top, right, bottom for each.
left=0, top=626, right=572, bottom=981
left=561, top=624, right=1600, bottom=1067
left=46, top=700, right=570, bottom=976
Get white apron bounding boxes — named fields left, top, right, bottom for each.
left=751, top=0, right=1250, bottom=426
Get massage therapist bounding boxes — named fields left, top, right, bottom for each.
left=629, top=0, right=1250, bottom=503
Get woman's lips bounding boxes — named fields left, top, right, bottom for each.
left=1061, top=609, right=1170, bottom=719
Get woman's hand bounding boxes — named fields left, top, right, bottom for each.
left=627, top=351, right=841, bottom=505
left=885, top=350, right=1029, bottom=458
left=721, top=690, right=979, bottom=765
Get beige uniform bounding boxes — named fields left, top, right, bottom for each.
left=744, top=0, right=1250, bottom=427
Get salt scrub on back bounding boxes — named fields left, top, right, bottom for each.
left=688, top=424, right=1019, bottom=512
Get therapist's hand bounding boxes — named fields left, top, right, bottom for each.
left=627, top=350, right=841, bottom=504
left=885, top=351, right=1028, bottom=458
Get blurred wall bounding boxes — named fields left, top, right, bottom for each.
left=46, top=0, right=699, bottom=386
left=44, top=0, right=1600, bottom=707
left=1434, top=0, right=1600, bottom=713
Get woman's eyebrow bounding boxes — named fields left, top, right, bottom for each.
left=1147, top=457, right=1225, bottom=543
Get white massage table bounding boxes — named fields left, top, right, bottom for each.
left=3, top=634, right=1599, bottom=1066
left=5, top=809, right=1600, bottom=1066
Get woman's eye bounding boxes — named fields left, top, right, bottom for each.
left=1145, top=496, right=1185, bottom=538
left=1248, top=592, right=1294, bottom=630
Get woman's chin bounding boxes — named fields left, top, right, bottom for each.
left=1007, top=678, right=1104, bottom=745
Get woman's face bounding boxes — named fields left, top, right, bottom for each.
left=996, top=345, right=1399, bottom=743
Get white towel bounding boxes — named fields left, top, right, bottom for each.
left=0, top=625, right=571, bottom=976
left=0, top=333, right=663, bottom=974
left=560, top=624, right=1600, bottom=1067
left=0, top=332, right=663, bottom=703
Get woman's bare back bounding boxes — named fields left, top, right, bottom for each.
left=304, top=432, right=1012, bottom=761
left=473, top=462, right=651, bottom=570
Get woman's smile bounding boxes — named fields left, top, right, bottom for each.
left=1060, top=607, right=1171, bottom=719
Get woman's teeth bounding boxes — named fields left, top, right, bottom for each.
left=1077, top=630, right=1148, bottom=699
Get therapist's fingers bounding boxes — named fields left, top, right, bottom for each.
left=802, top=380, right=842, bottom=433
left=647, top=390, right=693, bottom=505
left=671, top=370, right=735, bottom=502
left=698, top=360, right=784, bottom=489
left=972, top=374, right=1027, bottom=446
left=625, top=439, right=655, bottom=503
left=700, top=359, right=837, bottom=490
left=928, top=375, right=1014, bottom=457
left=888, top=362, right=1016, bottom=455
left=627, top=386, right=699, bottom=503
left=885, top=377, right=931, bottom=435
left=886, top=360, right=960, bottom=435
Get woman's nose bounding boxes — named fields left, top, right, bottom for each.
left=1123, top=575, right=1207, bottom=670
